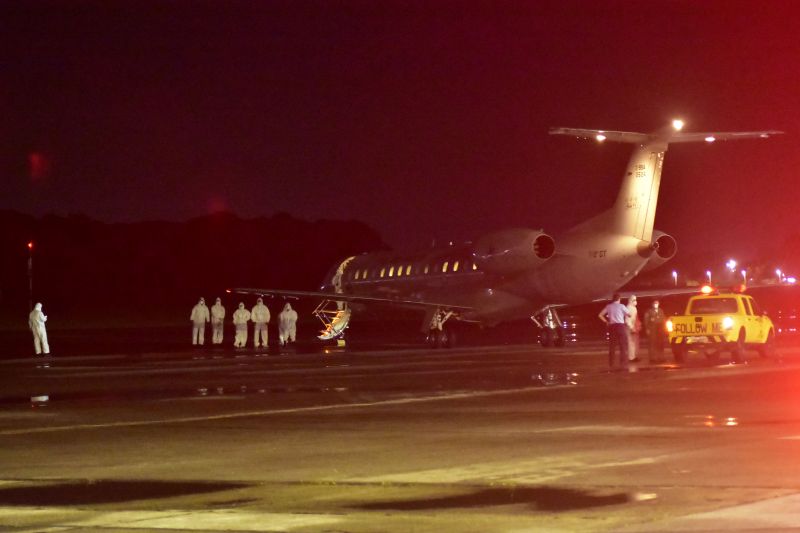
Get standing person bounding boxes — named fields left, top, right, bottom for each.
left=190, top=297, right=210, bottom=346
left=598, top=293, right=631, bottom=370
left=28, top=302, right=50, bottom=355
left=251, top=297, right=271, bottom=349
left=644, top=299, right=667, bottom=363
left=626, top=295, right=641, bottom=362
left=232, top=302, right=251, bottom=348
left=210, top=297, right=226, bottom=345
left=278, top=302, right=298, bottom=346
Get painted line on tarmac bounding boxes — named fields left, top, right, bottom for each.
left=0, top=386, right=557, bottom=436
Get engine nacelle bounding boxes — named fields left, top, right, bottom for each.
left=473, top=228, right=555, bottom=274
left=639, top=230, right=677, bottom=272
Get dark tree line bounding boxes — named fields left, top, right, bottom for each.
left=0, top=210, right=386, bottom=327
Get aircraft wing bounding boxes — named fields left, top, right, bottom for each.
left=229, top=287, right=476, bottom=311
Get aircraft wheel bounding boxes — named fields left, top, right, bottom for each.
left=540, top=328, right=553, bottom=347
left=554, top=329, right=566, bottom=347
left=443, top=326, right=457, bottom=348
left=429, top=330, right=444, bottom=349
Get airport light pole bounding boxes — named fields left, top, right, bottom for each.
left=27, top=241, right=33, bottom=311
left=672, top=270, right=678, bottom=287
left=706, top=270, right=712, bottom=284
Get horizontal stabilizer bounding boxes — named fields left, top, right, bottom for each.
left=550, top=127, right=783, bottom=145
left=549, top=128, right=649, bottom=143
left=668, top=131, right=783, bottom=143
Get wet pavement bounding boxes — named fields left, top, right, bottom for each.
left=1, top=335, right=800, bottom=531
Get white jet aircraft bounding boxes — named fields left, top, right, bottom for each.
left=232, top=121, right=781, bottom=346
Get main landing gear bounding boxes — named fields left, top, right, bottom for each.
left=425, top=308, right=457, bottom=348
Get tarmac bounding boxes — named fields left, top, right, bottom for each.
left=1, top=330, right=800, bottom=532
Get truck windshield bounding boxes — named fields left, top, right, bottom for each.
left=689, top=298, right=738, bottom=314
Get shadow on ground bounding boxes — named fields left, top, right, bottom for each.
left=356, top=485, right=630, bottom=512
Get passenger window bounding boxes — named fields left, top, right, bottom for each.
left=363, top=269, right=369, bottom=279
left=424, top=264, right=430, bottom=274
left=388, top=266, right=395, bottom=277
left=472, top=262, right=478, bottom=271
left=406, top=265, right=412, bottom=276
left=354, top=270, right=360, bottom=280
left=442, top=261, right=449, bottom=273
left=453, top=260, right=460, bottom=272
left=380, top=267, right=386, bottom=278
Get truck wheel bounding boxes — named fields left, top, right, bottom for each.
left=757, top=330, right=776, bottom=358
left=730, top=329, right=746, bottom=363
left=671, top=342, right=686, bottom=363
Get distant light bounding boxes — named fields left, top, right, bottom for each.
left=726, top=259, right=737, bottom=272
left=27, top=241, right=33, bottom=250
left=225, top=289, right=232, bottom=293
left=787, top=277, right=797, bottom=284
left=596, top=133, right=606, bottom=142
left=705, top=136, right=716, bottom=143
left=700, top=285, right=714, bottom=294
left=672, top=119, right=685, bottom=131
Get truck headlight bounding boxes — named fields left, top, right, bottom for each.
left=722, top=316, right=734, bottom=330
left=666, top=319, right=674, bottom=333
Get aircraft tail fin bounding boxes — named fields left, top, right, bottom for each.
left=550, top=125, right=782, bottom=241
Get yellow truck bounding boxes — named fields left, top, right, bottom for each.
left=666, top=290, right=776, bottom=363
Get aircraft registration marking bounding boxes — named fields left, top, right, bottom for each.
left=589, top=250, right=607, bottom=258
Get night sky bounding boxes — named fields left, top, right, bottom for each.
left=2, top=0, right=798, bottom=255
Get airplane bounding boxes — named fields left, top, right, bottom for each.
left=232, top=120, right=781, bottom=347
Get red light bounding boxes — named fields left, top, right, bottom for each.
left=27, top=241, right=33, bottom=250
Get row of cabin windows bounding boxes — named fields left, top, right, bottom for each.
left=350, top=259, right=479, bottom=281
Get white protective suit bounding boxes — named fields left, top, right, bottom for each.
left=211, top=297, right=226, bottom=344
left=232, top=303, right=251, bottom=348
left=233, top=302, right=250, bottom=348
left=28, top=302, right=49, bottom=355
left=626, top=296, right=639, bottom=361
left=190, top=297, right=210, bottom=345
left=278, top=303, right=298, bottom=345
left=251, top=298, right=270, bottom=348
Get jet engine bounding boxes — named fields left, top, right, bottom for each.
left=639, top=230, right=677, bottom=272
left=473, top=228, right=555, bottom=274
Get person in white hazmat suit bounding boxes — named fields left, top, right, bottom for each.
left=626, top=295, right=640, bottom=362
left=232, top=302, right=251, bottom=348
left=251, top=298, right=270, bottom=349
left=28, top=302, right=50, bottom=355
left=278, top=302, right=298, bottom=346
left=190, top=297, right=210, bottom=345
left=210, top=297, right=226, bottom=344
